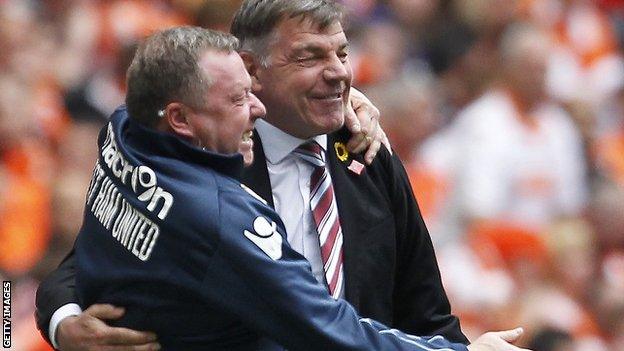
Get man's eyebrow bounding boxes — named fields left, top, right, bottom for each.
left=292, top=41, right=349, bottom=54
left=228, top=82, right=249, bottom=97
left=292, top=42, right=328, bottom=54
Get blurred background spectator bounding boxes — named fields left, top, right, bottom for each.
left=527, top=327, right=574, bottom=351
left=1, top=0, right=622, bottom=350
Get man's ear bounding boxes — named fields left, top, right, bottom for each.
left=164, top=103, right=194, bottom=139
left=239, top=51, right=263, bottom=92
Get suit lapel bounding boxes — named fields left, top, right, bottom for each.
left=241, top=131, right=274, bottom=208
left=326, top=132, right=369, bottom=309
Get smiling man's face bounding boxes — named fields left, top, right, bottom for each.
left=185, top=50, right=265, bottom=160
left=253, top=17, right=352, bottom=139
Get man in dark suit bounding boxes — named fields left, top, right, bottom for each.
left=37, top=0, right=493, bottom=349
left=231, top=0, right=467, bottom=342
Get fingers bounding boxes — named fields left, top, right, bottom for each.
left=346, top=114, right=378, bottom=154
left=56, top=306, right=161, bottom=351
left=84, top=304, right=125, bottom=320
left=469, top=328, right=532, bottom=351
left=349, top=87, right=379, bottom=125
left=103, top=327, right=158, bottom=345
left=364, top=138, right=381, bottom=165
left=347, top=120, right=384, bottom=160
left=468, top=343, right=532, bottom=351
left=346, top=87, right=385, bottom=160
left=343, top=104, right=361, bottom=134
left=362, top=124, right=386, bottom=163
left=346, top=133, right=368, bottom=154
left=507, top=346, right=533, bottom=351
left=83, top=305, right=158, bottom=345
left=99, top=342, right=161, bottom=351
left=346, top=89, right=375, bottom=150
left=496, top=327, right=524, bottom=343
left=363, top=113, right=380, bottom=140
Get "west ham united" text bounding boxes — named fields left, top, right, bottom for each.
left=83, top=123, right=174, bottom=261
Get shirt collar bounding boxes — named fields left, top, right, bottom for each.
left=255, top=119, right=327, bottom=165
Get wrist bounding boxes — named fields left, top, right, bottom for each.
left=56, top=315, right=79, bottom=349
left=49, top=303, right=82, bottom=349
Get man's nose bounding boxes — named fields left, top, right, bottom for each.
left=323, top=54, right=349, bottom=82
left=249, top=93, right=266, bottom=122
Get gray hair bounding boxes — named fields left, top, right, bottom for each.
left=125, top=26, right=239, bottom=127
left=230, top=0, right=344, bottom=67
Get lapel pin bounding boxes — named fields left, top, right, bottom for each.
left=348, top=159, right=365, bottom=175
left=334, top=142, right=349, bottom=162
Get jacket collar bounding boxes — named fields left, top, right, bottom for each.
left=254, top=119, right=327, bottom=165
left=111, top=106, right=244, bottom=180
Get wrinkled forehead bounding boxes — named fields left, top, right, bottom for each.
left=273, top=17, right=347, bottom=51
left=199, top=50, right=251, bottom=88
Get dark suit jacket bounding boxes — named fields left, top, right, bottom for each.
left=35, top=128, right=468, bottom=345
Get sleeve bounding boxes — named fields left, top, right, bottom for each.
left=35, top=248, right=79, bottom=344
left=197, top=189, right=469, bottom=351
left=383, top=150, right=469, bottom=344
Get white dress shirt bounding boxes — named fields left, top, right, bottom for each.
left=255, top=119, right=334, bottom=288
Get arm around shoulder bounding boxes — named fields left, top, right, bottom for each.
left=36, top=248, right=80, bottom=343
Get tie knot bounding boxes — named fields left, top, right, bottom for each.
left=294, top=141, right=325, bottom=168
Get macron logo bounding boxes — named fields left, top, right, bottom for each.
left=244, top=217, right=283, bottom=260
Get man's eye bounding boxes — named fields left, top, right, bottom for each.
left=297, top=56, right=319, bottom=64
left=235, top=92, right=251, bottom=106
left=338, top=52, right=348, bottom=62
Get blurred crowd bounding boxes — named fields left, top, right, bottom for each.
left=1, top=0, right=623, bottom=350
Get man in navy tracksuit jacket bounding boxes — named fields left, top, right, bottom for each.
left=72, top=26, right=470, bottom=350
left=75, top=106, right=470, bottom=351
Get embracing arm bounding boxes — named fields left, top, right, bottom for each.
left=36, top=248, right=159, bottom=350
left=36, top=249, right=80, bottom=343
left=203, top=189, right=469, bottom=351
left=201, top=188, right=531, bottom=351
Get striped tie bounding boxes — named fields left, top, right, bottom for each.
left=293, top=141, right=344, bottom=299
